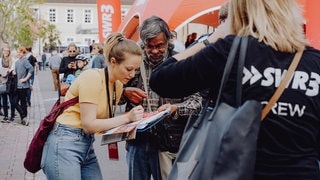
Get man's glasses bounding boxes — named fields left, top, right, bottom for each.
left=145, top=43, right=167, bottom=51
left=69, top=50, right=76, bottom=53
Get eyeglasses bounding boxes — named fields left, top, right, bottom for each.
left=145, top=43, right=167, bottom=51
left=69, top=50, right=76, bottom=53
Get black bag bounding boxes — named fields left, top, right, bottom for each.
left=6, top=72, right=17, bottom=93
left=168, top=37, right=262, bottom=180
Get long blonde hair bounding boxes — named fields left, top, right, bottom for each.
left=229, top=0, right=308, bottom=52
left=1, top=47, right=12, bottom=68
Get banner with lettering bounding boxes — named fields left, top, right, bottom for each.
left=96, top=0, right=121, bottom=43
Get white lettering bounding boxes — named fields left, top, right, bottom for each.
left=288, top=103, right=305, bottom=117
left=260, top=101, right=306, bottom=117
left=100, top=5, right=115, bottom=38
left=261, top=67, right=274, bottom=86
left=274, top=69, right=286, bottom=87
left=244, top=66, right=320, bottom=96
left=291, top=71, right=308, bottom=90
left=306, top=72, right=320, bottom=96
left=277, top=102, right=288, bottom=116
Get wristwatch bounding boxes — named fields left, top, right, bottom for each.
left=203, top=39, right=210, bottom=46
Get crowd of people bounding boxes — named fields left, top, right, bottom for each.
left=1, top=0, right=319, bottom=179
left=0, top=39, right=108, bottom=126
left=0, top=45, right=35, bottom=126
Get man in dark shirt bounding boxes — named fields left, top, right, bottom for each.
left=122, top=16, right=202, bottom=180
left=26, top=47, right=37, bottom=106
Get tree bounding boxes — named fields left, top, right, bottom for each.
left=0, top=0, right=45, bottom=48
left=39, top=23, right=61, bottom=52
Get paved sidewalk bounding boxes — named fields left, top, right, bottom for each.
left=0, top=70, right=128, bottom=180
left=0, top=72, right=48, bottom=179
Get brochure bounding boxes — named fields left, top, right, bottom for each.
left=100, top=108, right=171, bottom=145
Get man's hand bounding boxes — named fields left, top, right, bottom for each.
left=157, top=103, right=177, bottom=114
left=123, top=87, right=148, bottom=104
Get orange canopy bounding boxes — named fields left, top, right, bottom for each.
left=118, top=0, right=226, bottom=41
left=118, top=0, right=319, bottom=48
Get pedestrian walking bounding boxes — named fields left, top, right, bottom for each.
left=48, top=50, right=61, bottom=91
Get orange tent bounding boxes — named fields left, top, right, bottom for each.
left=118, top=0, right=226, bottom=41
left=118, top=0, right=320, bottom=48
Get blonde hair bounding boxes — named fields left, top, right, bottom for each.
left=67, top=43, right=77, bottom=50
left=229, top=0, right=308, bottom=52
left=93, top=43, right=104, bottom=54
left=218, top=2, right=229, bottom=21
left=1, top=47, right=13, bottom=68
left=104, top=33, right=142, bottom=64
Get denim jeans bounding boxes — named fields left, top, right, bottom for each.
left=126, top=141, right=161, bottom=180
left=41, top=123, right=103, bottom=180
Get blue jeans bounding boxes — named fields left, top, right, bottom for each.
left=41, top=123, right=103, bottom=180
left=126, top=141, right=161, bottom=180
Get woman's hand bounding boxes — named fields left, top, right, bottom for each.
left=68, top=62, right=77, bottom=69
left=127, top=105, right=144, bottom=122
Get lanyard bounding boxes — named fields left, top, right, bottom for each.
left=104, top=68, right=116, bottom=117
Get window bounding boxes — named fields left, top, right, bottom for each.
left=121, top=10, right=128, bottom=20
left=84, top=9, right=92, bottom=23
left=66, top=9, right=74, bottom=23
left=32, top=8, right=39, bottom=19
left=84, top=38, right=91, bottom=45
left=49, top=9, right=56, bottom=23
left=66, top=37, right=74, bottom=43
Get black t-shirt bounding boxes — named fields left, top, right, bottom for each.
left=59, top=55, right=77, bottom=79
left=150, top=35, right=320, bottom=179
left=28, top=55, right=37, bottom=67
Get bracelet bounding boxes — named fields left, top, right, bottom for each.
left=203, top=39, right=210, bottom=46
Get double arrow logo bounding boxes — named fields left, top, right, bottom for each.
left=243, top=66, right=263, bottom=85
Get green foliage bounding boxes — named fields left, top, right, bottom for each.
left=40, top=23, right=61, bottom=52
left=0, top=0, right=59, bottom=50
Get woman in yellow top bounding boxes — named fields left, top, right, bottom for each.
left=41, top=33, right=144, bottom=180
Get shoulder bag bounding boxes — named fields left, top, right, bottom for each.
left=24, top=96, right=79, bottom=173
left=168, top=36, right=303, bottom=180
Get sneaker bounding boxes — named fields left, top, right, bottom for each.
left=3, top=116, right=9, bottom=123
left=9, top=117, right=14, bottom=122
left=21, top=117, right=29, bottom=126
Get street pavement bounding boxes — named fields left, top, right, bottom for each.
left=0, top=69, right=128, bottom=180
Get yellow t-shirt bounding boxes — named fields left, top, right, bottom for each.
left=56, top=68, right=123, bottom=128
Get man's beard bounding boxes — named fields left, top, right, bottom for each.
left=146, top=50, right=169, bottom=64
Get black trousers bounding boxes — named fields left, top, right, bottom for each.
left=14, top=88, right=28, bottom=119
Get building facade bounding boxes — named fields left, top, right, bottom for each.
left=32, top=0, right=134, bottom=53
